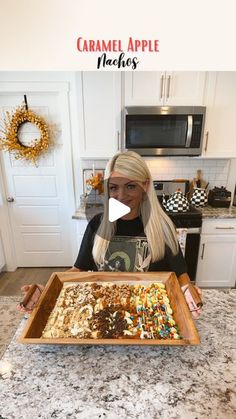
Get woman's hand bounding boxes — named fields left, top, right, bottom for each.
left=16, top=284, right=44, bottom=313
left=16, top=267, right=79, bottom=313
left=181, top=284, right=202, bottom=319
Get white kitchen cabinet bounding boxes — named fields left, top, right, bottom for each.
left=124, top=72, right=206, bottom=106
left=0, top=232, right=5, bottom=271
left=202, top=72, right=236, bottom=157
left=196, top=218, right=236, bottom=287
left=77, top=72, right=121, bottom=158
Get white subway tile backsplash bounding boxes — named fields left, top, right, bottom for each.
left=215, top=174, right=227, bottom=181
left=145, top=157, right=230, bottom=188
left=81, top=157, right=231, bottom=190
left=168, top=168, right=176, bottom=174
left=210, top=167, right=217, bottom=173
left=216, top=160, right=226, bottom=166
left=190, top=160, right=200, bottom=167
left=182, top=167, right=191, bottom=176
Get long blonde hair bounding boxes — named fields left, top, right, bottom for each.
left=92, top=151, right=179, bottom=266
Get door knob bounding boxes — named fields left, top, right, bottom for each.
left=7, top=197, right=14, bottom=202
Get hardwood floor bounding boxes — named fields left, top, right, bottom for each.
left=0, top=267, right=68, bottom=296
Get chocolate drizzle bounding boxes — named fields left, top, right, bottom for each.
left=93, top=305, right=127, bottom=338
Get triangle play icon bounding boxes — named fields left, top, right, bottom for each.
left=108, top=198, right=131, bottom=222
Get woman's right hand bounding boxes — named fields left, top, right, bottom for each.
left=16, top=284, right=44, bottom=313
left=181, top=284, right=202, bottom=319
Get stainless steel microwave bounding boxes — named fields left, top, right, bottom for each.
left=124, top=106, right=206, bottom=156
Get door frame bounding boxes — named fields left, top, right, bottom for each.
left=0, top=81, right=76, bottom=271
left=0, top=158, right=16, bottom=271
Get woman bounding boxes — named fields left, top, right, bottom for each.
left=19, top=151, right=202, bottom=318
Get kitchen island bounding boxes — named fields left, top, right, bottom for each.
left=0, top=289, right=235, bottom=419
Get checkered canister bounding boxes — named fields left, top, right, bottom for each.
left=190, top=188, right=208, bottom=207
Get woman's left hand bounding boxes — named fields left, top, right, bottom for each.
left=181, top=284, right=202, bottom=319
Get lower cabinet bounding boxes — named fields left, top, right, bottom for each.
left=196, top=219, right=236, bottom=287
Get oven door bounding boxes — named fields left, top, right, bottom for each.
left=184, top=227, right=201, bottom=281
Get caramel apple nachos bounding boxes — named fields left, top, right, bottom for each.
left=42, top=282, right=181, bottom=340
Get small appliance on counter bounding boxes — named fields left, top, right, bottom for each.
left=208, top=186, right=231, bottom=208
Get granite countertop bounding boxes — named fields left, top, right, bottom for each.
left=201, top=205, right=236, bottom=219
left=0, top=289, right=235, bottom=418
left=73, top=205, right=236, bottom=221
left=72, top=206, right=103, bottom=220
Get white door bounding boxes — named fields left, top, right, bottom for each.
left=0, top=83, right=75, bottom=267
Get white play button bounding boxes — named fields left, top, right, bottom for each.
left=108, top=198, right=131, bottom=222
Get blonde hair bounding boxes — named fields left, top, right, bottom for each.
left=92, top=151, right=179, bottom=266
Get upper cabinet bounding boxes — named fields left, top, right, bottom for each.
left=202, top=72, right=236, bottom=158
left=125, top=72, right=206, bottom=106
left=77, top=72, right=121, bottom=158
left=76, top=71, right=236, bottom=159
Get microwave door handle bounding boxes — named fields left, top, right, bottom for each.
left=185, top=115, right=193, bottom=147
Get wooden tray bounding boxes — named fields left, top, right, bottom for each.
left=19, top=271, right=200, bottom=346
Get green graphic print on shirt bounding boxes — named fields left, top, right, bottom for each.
left=97, top=236, right=152, bottom=272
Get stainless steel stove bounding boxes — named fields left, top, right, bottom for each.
left=163, top=204, right=202, bottom=228
left=153, top=180, right=203, bottom=281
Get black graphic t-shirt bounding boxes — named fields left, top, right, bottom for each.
left=74, top=213, right=187, bottom=277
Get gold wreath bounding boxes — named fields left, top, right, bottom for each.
left=0, top=106, right=51, bottom=164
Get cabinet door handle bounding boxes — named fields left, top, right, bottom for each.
left=117, top=131, right=120, bottom=151
left=201, top=243, right=205, bottom=259
left=215, top=227, right=234, bottom=230
left=204, top=131, right=209, bottom=152
left=166, top=75, right=171, bottom=99
left=160, top=75, right=165, bottom=100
